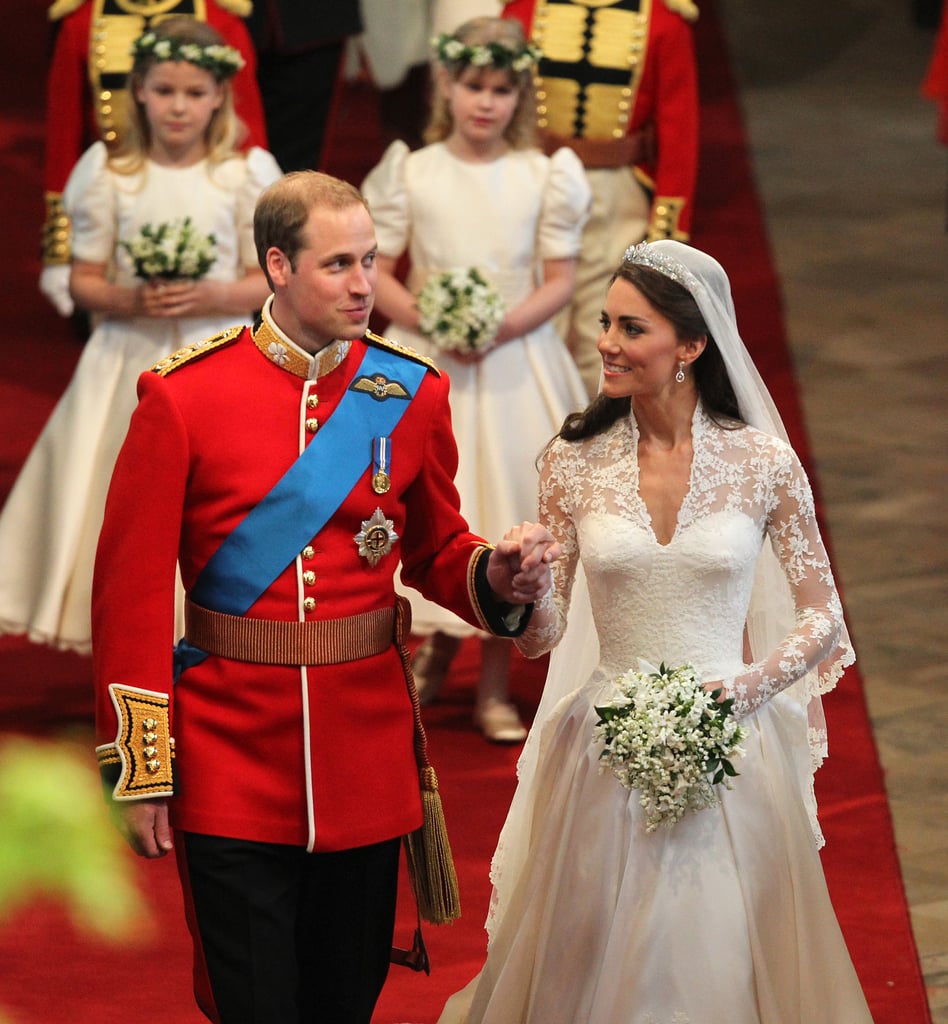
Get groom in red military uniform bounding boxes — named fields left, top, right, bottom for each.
left=503, top=0, right=700, bottom=395
left=92, top=170, right=559, bottom=1024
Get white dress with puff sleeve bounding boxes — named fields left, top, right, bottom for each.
left=0, top=143, right=281, bottom=652
left=362, top=140, right=590, bottom=636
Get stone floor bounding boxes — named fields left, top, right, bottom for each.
left=720, top=1, right=948, bottom=1019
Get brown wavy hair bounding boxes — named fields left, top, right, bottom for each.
left=558, top=262, right=743, bottom=443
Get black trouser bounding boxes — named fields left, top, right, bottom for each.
left=178, top=832, right=400, bottom=1024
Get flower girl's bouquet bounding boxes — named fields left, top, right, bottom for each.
left=416, top=267, right=505, bottom=354
left=594, top=662, right=747, bottom=832
left=121, top=217, right=216, bottom=281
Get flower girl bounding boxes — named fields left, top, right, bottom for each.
left=362, top=16, right=590, bottom=742
left=0, top=17, right=281, bottom=652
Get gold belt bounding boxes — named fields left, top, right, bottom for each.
left=184, top=599, right=397, bottom=666
left=539, top=128, right=650, bottom=169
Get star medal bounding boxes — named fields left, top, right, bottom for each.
left=372, top=436, right=391, bottom=495
left=354, top=507, right=398, bottom=566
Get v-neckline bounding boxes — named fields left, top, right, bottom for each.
left=629, top=405, right=702, bottom=548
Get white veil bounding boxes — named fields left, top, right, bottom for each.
left=485, top=240, right=854, bottom=944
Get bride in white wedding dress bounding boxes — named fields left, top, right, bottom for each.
left=438, top=241, right=874, bottom=1023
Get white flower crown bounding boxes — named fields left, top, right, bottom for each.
left=432, top=32, right=542, bottom=73
left=131, top=32, right=245, bottom=79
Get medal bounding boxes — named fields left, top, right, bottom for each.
left=354, top=507, right=398, bottom=567
left=372, top=436, right=391, bottom=494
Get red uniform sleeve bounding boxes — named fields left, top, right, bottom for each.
left=642, top=6, right=699, bottom=237
left=93, top=373, right=189, bottom=754
left=44, top=6, right=96, bottom=196
left=396, top=369, right=527, bottom=635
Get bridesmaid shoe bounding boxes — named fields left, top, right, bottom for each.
left=411, top=636, right=458, bottom=706
left=474, top=699, right=527, bottom=744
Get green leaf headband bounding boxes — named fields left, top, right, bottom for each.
left=131, top=32, right=245, bottom=80
left=432, top=32, right=542, bottom=73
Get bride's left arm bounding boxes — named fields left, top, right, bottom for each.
left=718, top=445, right=849, bottom=718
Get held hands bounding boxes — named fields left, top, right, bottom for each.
left=111, top=797, right=174, bottom=858
left=487, top=521, right=561, bottom=605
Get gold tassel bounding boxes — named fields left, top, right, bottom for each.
left=393, top=597, right=462, bottom=926
left=403, top=766, right=461, bottom=925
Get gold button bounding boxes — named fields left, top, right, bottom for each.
left=303, top=597, right=316, bottom=612
left=143, top=718, right=157, bottom=730
left=301, top=545, right=315, bottom=559
left=306, top=394, right=319, bottom=409
left=143, top=745, right=157, bottom=759
left=145, top=759, right=162, bottom=773
left=305, top=417, right=319, bottom=433
left=302, top=570, right=316, bottom=586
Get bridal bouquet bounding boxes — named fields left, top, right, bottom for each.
left=416, top=267, right=505, bottom=354
left=121, top=217, right=217, bottom=281
left=594, top=662, right=747, bottom=832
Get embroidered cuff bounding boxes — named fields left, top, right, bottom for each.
left=647, top=196, right=689, bottom=242
left=42, top=192, right=71, bottom=266
left=97, top=684, right=175, bottom=801
left=468, top=546, right=532, bottom=637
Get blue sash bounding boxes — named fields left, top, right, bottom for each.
left=174, top=344, right=427, bottom=677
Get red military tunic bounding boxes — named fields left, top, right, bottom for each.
left=43, top=0, right=267, bottom=265
left=503, top=0, right=699, bottom=239
left=93, top=319, right=519, bottom=852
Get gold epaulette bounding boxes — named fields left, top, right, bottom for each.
left=48, top=0, right=85, bottom=21
left=365, top=329, right=441, bottom=377
left=151, top=325, right=244, bottom=377
left=215, top=0, right=252, bottom=16
left=97, top=684, right=175, bottom=800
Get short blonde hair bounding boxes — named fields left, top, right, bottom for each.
left=254, top=171, right=369, bottom=285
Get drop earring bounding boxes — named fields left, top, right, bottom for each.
left=675, top=361, right=685, bottom=384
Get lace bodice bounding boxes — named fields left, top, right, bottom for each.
left=518, top=404, right=850, bottom=718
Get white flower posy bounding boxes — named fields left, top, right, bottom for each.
left=121, top=218, right=217, bottom=282
left=416, top=267, right=505, bottom=355
left=594, top=662, right=748, bottom=832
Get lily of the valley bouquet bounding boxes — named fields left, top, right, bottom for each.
left=594, top=662, right=747, bottom=833
left=416, top=267, right=505, bottom=354
left=121, top=217, right=216, bottom=281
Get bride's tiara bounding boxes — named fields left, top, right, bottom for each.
left=623, top=241, right=700, bottom=292
left=131, top=32, right=245, bottom=80
left=432, top=32, right=542, bottom=73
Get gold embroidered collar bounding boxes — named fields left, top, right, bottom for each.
left=252, top=297, right=352, bottom=381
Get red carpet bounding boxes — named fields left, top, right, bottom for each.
left=0, top=2, right=930, bottom=1022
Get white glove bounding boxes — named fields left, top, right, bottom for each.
left=39, top=264, right=74, bottom=317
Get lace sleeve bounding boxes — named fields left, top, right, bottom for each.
left=729, top=444, right=852, bottom=719
left=515, top=439, right=581, bottom=659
